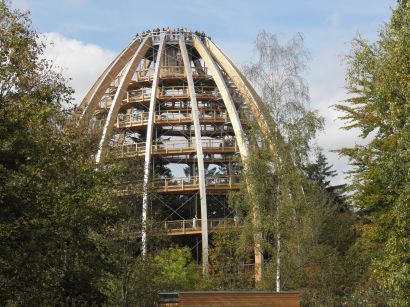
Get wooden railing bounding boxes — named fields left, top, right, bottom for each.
left=164, top=154, right=238, bottom=164
left=154, top=175, right=240, bottom=192
left=97, top=89, right=248, bottom=113
left=137, top=30, right=198, bottom=42
left=158, top=85, right=220, bottom=99
left=126, top=88, right=152, bottom=103
left=155, top=111, right=192, bottom=122
left=117, top=113, right=149, bottom=128
left=96, top=86, right=221, bottom=107
left=112, top=139, right=238, bottom=158
left=136, top=65, right=209, bottom=81
left=113, top=218, right=237, bottom=239
left=160, top=66, right=185, bottom=78
left=164, top=218, right=235, bottom=235
left=116, top=175, right=241, bottom=195
left=161, top=125, right=235, bottom=136
left=116, top=110, right=232, bottom=128
left=204, top=175, right=241, bottom=187
left=98, top=96, right=114, bottom=109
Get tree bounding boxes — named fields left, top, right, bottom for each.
left=242, top=31, right=325, bottom=293
left=243, top=31, right=324, bottom=167
left=208, top=230, right=254, bottom=289
left=104, top=247, right=209, bottom=306
left=335, top=0, right=410, bottom=305
left=304, top=152, right=336, bottom=188
left=222, top=31, right=359, bottom=305
left=0, top=2, right=122, bottom=304
left=227, top=143, right=357, bottom=304
left=304, top=151, right=346, bottom=208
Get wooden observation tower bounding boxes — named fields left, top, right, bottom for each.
left=77, top=29, right=278, bottom=282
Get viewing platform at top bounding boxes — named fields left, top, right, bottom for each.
left=134, top=27, right=210, bottom=45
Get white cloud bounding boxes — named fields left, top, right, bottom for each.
left=41, top=32, right=116, bottom=104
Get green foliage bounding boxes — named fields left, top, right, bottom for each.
left=154, top=246, right=204, bottom=290
left=235, top=29, right=359, bottom=305
left=209, top=231, right=254, bottom=289
left=104, top=247, right=209, bottom=306
left=0, top=3, right=212, bottom=304
left=335, top=0, right=410, bottom=304
left=0, top=2, right=122, bottom=304
left=304, top=152, right=336, bottom=188
left=3, top=0, right=408, bottom=305
left=304, top=151, right=346, bottom=208
left=227, top=143, right=357, bottom=305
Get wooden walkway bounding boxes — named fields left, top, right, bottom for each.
left=116, top=175, right=241, bottom=196
left=111, top=140, right=239, bottom=159
left=164, top=218, right=235, bottom=236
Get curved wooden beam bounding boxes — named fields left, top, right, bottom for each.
left=95, top=36, right=151, bottom=163
left=192, top=36, right=249, bottom=161
left=202, top=37, right=271, bottom=283
left=78, top=37, right=148, bottom=127
left=179, top=35, right=209, bottom=275
left=204, top=37, right=282, bottom=153
left=141, top=34, right=166, bottom=256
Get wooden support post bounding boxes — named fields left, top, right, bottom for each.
left=141, top=34, right=166, bottom=257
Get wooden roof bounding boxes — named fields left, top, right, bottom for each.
left=159, top=291, right=300, bottom=307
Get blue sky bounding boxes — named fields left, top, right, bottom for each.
left=12, top=0, right=396, bottom=183
left=14, top=0, right=393, bottom=53
left=13, top=0, right=394, bottom=90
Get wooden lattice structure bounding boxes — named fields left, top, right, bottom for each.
left=78, top=29, right=279, bottom=281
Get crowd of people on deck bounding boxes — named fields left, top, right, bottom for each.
left=135, top=27, right=209, bottom=40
